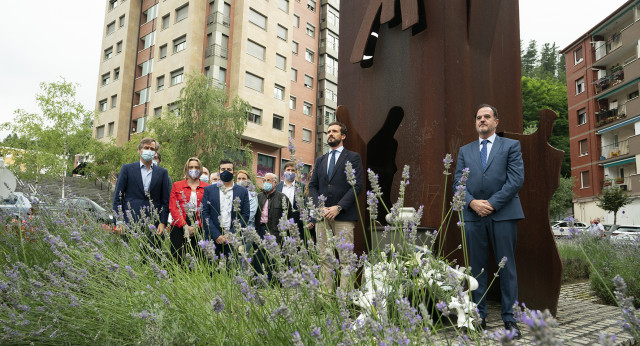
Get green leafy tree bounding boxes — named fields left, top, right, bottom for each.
left=1, top=79, right=96, bottom=197
left=536, top=42, right=558, bottom=79
left=597, top=184, right=633, bottom=225
left=521, top=40, right=538, bottom=77
left=149, top=72, right=253, bottom=180
left=549, top=176, right=575, bottom=220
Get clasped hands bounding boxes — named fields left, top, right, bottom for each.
left=470, top=199, right=494, bottom=217
left=322, top=205, right=341, bottom=221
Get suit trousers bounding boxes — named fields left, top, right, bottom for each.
left=316, top=219, right=355, bottom=291
left=465, top=218, right=518, bottom=322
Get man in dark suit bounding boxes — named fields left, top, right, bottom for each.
left=276, top=161, right=314, bottom=242
left=309, top=121, right=364, bottom=290
left=113, top=137, right=171, bottom=238
left=201, top=159, right=250, bottom=256
left=454, top=104, right=525, bottom=338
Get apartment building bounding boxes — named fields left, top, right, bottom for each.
left=93, top=0, right=340, bottom=181
left=561, top=0, right=640, bottom=225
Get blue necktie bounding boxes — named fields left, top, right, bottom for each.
left=327, top=150, right=336, bottom=178
left=481, top=139, right=489, bottom=170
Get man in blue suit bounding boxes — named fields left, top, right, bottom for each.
left=201, top=159, right=250, bottom=256
left=276, top=161, right=314, bottom=242
left=454, top=104, right=525, bottom=337
left=309, top=121, right=364, bottom=290
left=113, top=137, right=171, bottom=237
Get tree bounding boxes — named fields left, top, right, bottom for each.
left=597, top=184, right=633, bottom=225
left=537, top=42, right=558, bottom=79
left=549, top=176, right=575, bottom=220
left=1, top=79, right=96, bottom=197
left=521, top=40, right=538, bottom=77
left=149, top=73, right=253, bottom=180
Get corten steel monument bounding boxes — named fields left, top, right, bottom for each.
left=337, top=0, right=564, bottom=315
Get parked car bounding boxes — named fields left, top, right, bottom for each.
left=607, top=225, right=640, bottom=244
left=0, top=192, right=33, bottom=219
left=551, top=220, right=588, bottom=238
left=59, top=197, right=114, bottom=224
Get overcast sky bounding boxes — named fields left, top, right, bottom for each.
left=0, top=0, right=630, bottom=140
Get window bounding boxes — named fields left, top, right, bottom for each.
left=324, top=33, right=339, bottom=51
left=577, top=108, right=586, bottom=125
left=579, top=139, right=588, bottom=156
left=108, top=0, right=118, bottom=11
left=306, top=23, right=315, bottom=37
left=162, top=14, right=170, bottom=29
left=106, top=21, right=115, bottom=36
left=249, top=8, right=267, bottom=30
left=142, top=32, right=156, bottom=49
left=119, top=15, right=125, bottom=27
left=576, top=77, right=585, bottom=94
left=279, top=0, right=289, bottom=12
left=159, top=44, right=167, bottom=59
left=104, top=47, right=113, bottom=60
left=157, top=75, right=165, bottom=91
left=168, top=103, right=178, bottom=115
left=629, top=90, right=639, bottom=100
left=276, top=54, right=286, bottom=70
left=154, top=107, right=163, bottom=117
left=143, top=4, right=158, bottom=23
left=257, top=154, right=275, bottom=177
left=108, top=122, right=115, bottom=137
left=140, top=59, right=153, bottom=76
left=323, top=80, right=338, bottom=102
left=114, top=67, right=120, bottom=80
left=102, top=72, right=110, bottom=86
left=249, top=107, right=262, bottom=124
left=289, top=124, right=295, bottom=138
left=277, top=25, right=288, bottom=41
left=273, top=115, right=284, bottom=130
left=289, top=96, right=296, bottom=110
left=580, top=171, right=590, bottom=188
left=303, top=101, right=312, bottom=115
left=136, top=116, right=147, bottom=133
left=96, top=125, right=105, bottom=139
left=247, top=40, right=266, bottom=60
left=294, top=15, right=299, bottom=27
left=245, top=72, right=264, bottom=92
left=173, top=35, right=186, bottom=53
left=99, top=99, right=107, bottom=112
left=136, top=87, right=150, bottom=105
left=304, top=75, right=313, bottom=88
left=111, top=95, right=117, bottom=108
left=574, top=47, right=583, bottom=65
left=323, top=55, right=338, bottom=76
left=274, top=84, right=285, bottom=100
left=307, top=0, right=316, bottom=12
left=219, top=67, right=226, bottom=86
left=302, top=128, right=312, bottom=142
left=116, top=40, right=123, bottom=53
left=292, top=41, right=299, bottom=55
left=171, top=68, right=184, bottom=86
left=291, top=68, right=297, bottom=82
left=305, top=49, right=314, bottom=63
left=326, top=7, right=339, bottom=27
left=176, top=4, right=189, bottom=22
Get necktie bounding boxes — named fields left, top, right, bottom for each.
left=481, top=139, right=489, bottom=170
left=327, top=150, right=336, bottom=178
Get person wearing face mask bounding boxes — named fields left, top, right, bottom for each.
left=201, top=159, right=250, bottom=256
left=153, top=152, right=162, bottom=166
left=200, top=167, right=210, bottom=183
left=112, top=137, right=171, bottom=240
left=168, top=157, right=209, bottom=262
left=209, top=172, right=220, bottom=185
left=276, top=161, right=314, bottom=243
left=236, top=170, right=258, bottom=228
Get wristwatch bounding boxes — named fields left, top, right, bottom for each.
left=336, top=205, right=343, bottom=213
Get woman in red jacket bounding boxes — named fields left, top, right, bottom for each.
left=169, top=157, right=208, bottom=262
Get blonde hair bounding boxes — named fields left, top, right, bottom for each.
left=183, top=157, right=203, bottom=179
left=236, top=169, right=250, bottom=180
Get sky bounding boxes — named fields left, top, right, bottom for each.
left=0, top=0, right=631, bottom=141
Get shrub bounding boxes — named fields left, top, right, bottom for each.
left=555, top=240, right=590, bottom=283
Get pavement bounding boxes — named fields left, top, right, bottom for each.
left=483, top=281, right=637, bottom=345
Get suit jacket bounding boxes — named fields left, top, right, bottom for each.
left=275, top=180, right=305, bottom=221
left=308, top=148, right=364, bottom=221
left=453, top=135, right=525, bottom=222
left=112, top=162, right=171, bottom=225
left=201, top=183, right=250, bottom=241
left=254, top=190, right=292, bottom=240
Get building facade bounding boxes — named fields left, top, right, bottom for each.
left=561, top=0, right=640, bottom=225
left=93, top=0, right=339, bottom=181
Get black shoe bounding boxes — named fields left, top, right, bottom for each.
left=480, top=318, right=487, bottom=330
left=504, top=321, right=522, bottom=339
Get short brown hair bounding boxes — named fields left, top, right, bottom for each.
left=183, top=157, right=203, bottom=178
left=476, top=104, right=499, bottom=119
left=327, top=121, right=347, bottom=136
left=138, top=137, right=159, bottom=151
left=283, top=161, right=296, bottom=170
left=236, top=169, right=250, bottom=179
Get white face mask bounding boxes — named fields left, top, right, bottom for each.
left=200, top=175, right=210, bottom=183
left=141, top=150, right=155, bottom=162
left=188, top=169, right=201, bottom=179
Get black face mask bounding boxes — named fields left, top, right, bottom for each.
left=220, top=170, right=233, bottom=182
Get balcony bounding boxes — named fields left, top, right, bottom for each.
left=594, top=32, right=623, bottom=62
left=600, top=139, right=630, bottom=161
left=207, top=12, right=230, bottom=27
left=629, top=133, right=640, bottom=156
left=205, top=44, right=228, bottom=59
left=207, top=77, right=225, bottom=89
left=596, top=108, right=626, bottom=127
left=630, top=173, right=640, bottom=195
left=594, top=67, right=625, bottom=94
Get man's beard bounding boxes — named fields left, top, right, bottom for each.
left=327, top=137, right=341, bottom=147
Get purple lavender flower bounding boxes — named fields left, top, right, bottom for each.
left=443, top=153, right=453, bottom=174
left=345, top=161, right=356, bottom=186
left=292, top=331, right=303, bottom=346
left=367, top=191, right=379, bottom=220
left=161, top=294, right=170, bottom=305
left=211, top=296, right=225, bottom=313
left=367, top=168, right=382, bottom=197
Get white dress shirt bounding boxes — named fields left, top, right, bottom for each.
left=219, top=183, right=234, bottom=230
left=282, top=181, right=297, bottom=208
left=478, top=133, right=497, bottom=158
left=327, top=145, right=344, bottom=175
left=139, top=160, right=153, bottom=194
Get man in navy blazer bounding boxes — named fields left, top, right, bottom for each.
left=454, top=104, right=524, bottom=337
left=276, top=161, right=314, bottom=242
left=201, top=159, right=250, bottom=255
left=309, top=121, right=364, bottom=290
left=113, top=137, right=171, bottom=237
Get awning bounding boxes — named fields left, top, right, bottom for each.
left=596, top=114, right=640, bottom=134
left=603, top=157, right=636, bottom=168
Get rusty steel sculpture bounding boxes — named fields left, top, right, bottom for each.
left=336, top=0, right=564, bottom=315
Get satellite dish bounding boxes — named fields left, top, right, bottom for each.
left=0, top=167, right=17, bottom=199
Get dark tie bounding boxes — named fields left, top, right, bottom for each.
left=481, top=139, right=489, bottom=170
left=327, top=150, right=336, bottom=178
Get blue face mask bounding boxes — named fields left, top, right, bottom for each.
left=200, top=175, right=210, bottom=183
left=263, top=182, right=273, bottom=192
left=141, top=150, right=155, bottom=162
left=284, top=171, right=296, bottom=181
left=220, top=170, right=234, bottom=182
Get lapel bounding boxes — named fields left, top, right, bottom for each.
left=329, top=149, right=348, bottom=182
left=134, top=162, right=145, bottom=193
left=148, top=166, right=161, bottom=193
left=213, top=185, right=221, bottom=214
left=485, top=136, right=503, bottom=172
